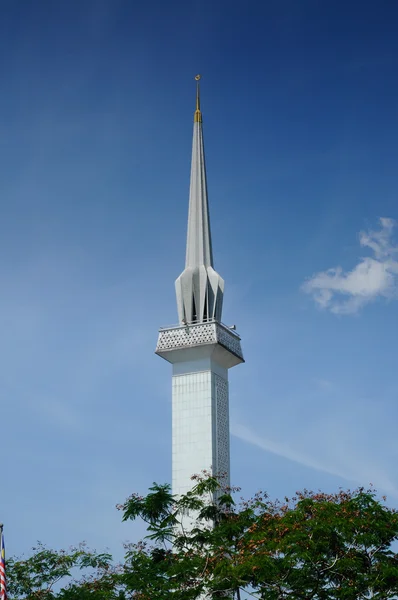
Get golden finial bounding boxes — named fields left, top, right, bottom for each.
left=194, top=74, right=202, bottom=123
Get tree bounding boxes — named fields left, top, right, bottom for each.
left=118, top=475, right=398, bottom=599
left=7, top=543, right=123, bottom=600
left=7, top=477, right=398, bottom=599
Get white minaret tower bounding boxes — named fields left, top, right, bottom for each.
left=156, top=76, right=244, bottom=498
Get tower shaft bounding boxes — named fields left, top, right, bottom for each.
left=157, top=321, right=243, bottom=497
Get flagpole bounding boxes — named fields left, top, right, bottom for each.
left=0, top=522, right=5, bottom=600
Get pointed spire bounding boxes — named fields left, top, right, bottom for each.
left=185, top=75, right=213, bottom=270
left=175, top=76, right=224, bottom=325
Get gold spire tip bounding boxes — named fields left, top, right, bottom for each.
left=194, top=74, right=202, bottom=123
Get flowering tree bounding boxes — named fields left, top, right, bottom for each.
left=119, top=476, right=398, bottom=599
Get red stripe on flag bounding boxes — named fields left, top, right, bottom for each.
left=0, top=533, right=7, bottom=600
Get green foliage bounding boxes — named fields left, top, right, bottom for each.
left=7, top=477, right=398, bottom=599
left=7, top=543, right=120, bottom=600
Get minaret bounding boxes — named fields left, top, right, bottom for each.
left=156, top=76, right=244, bottom=499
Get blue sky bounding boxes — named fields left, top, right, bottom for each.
left=1, top=0, right=398, bottom=561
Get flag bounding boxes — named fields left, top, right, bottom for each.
left=0, top=531, right=6, bottom=600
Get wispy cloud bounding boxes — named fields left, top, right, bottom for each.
left=232, top=422, right=344, bottom=479
left=232, top=421, right=398, bottom=498
left=302, top=217, right=398, bottom=314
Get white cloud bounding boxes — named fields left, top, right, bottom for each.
left=302, top=217, right=398, bottom=314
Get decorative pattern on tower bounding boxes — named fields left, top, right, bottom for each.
left=175, top=75, right=224, bottom=325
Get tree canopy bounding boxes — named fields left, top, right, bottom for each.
left=6, top=475, right=398, bottom=599
left=6, top=543, right=121, bottom=600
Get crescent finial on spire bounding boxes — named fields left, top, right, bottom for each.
left=194, top=74, right=202, bottom=123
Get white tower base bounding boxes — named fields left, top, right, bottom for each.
left=156, top=321, right=244, bottom=498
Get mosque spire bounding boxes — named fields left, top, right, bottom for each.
left=156, top=77, right=244, bottom=509
left=175, top=76, right=224, bottom=325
